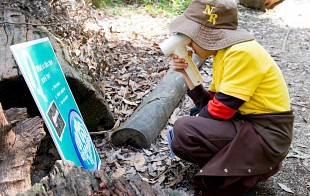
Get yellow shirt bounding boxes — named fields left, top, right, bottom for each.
left=210, top=40, right=290, bottom=115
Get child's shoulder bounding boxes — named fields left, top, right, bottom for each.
left=230, top=39, right=261, bottom=51
left=228, top=40, right=270, bottom=59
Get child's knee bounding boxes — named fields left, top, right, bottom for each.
left=172, top=117, right=195, bottom=147
left=174, top=116, right=191, bottom=134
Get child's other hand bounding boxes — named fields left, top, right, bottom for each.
left=170, top=54, right=188, bottom=73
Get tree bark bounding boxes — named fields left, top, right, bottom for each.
left=111, top=55, right=203, bottom=149
left=0, top=103, right=46, bottom=196
left=0, top=8, right=115, bottom=132
left=20, top=160, right=187, bottom=196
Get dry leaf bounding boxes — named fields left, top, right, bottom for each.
left=142, top=149, right=153, bottom=156
left=107, top=149, right=122, bottom=164
left=160, top=125, right=172, bottom=141
left=151, top=155, right=168, bottom=162
left=125, top=152, right=146, bottom=170
left=156, top=175, right=166, bottom=185
left=122, top=97, right=138, bottom=106
left=126, top=167, right=137, bottom=175
left=112, top=167, right=126, bottom=179
left=133, top=153, right=146, bottom=168
left=136, top=165, right=148, bottom=172
left=148, top=163, right=156, bottom=177
left=165, top=174, right=183, bottom=188
left=157, top=166, right=166, bottom=172
left=168, top=107, right=181, bottom=124
left=278, top=183, right=294, bottom=193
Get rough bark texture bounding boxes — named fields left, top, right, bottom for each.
left=111, top=55, right=203, bottom=149
left=0, top=8, right=115, bottom=132
left=0, top=103, right=46, bottom=196
left=239, top=0, right=283, bottom=10
left=20, top=160, right=186, bottom=196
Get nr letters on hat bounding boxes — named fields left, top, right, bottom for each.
left=202, top=4, right=217, bottom=25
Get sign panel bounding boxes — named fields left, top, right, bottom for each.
left=10, top=37, right=101, bottom=172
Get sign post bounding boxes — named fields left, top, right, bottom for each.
left=10, top=37, right=101, bottom=172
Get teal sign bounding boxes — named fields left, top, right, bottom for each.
left=10, top=37, right=101, bottom=171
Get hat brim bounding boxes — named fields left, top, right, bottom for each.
left=168, top=15, right=254, bottom=50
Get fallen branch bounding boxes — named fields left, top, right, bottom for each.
left=290, top=102, right=309, bottom=109
left=110, top=55, right=204, bottom=148
left=90, top=119, right=120, bottom=136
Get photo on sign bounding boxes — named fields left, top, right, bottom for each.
left=47, top=101, right=65, bottom=138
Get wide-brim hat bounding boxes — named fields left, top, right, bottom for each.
left=169, top=0, right=254, bottom=50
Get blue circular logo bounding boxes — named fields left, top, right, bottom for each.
left=68, top=109, right=99, bottom=171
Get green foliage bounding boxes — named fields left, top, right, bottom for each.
left=97, top=0, right=191, bottom=15
left=91, top=0, right=104, bottom=8
left=164, top=0, right=191, bottom=14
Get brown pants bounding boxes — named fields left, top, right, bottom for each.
left=171, top=116, right=279, bottom=195
left=171, top=116, right=241, bottom=168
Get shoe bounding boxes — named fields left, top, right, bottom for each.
left=190, top=106, right=199, bottom=116
left=166, top=128, right=176, bottom=158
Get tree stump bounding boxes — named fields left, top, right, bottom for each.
left=0, top=103, right=46, bottom=196
left=0, top=8, right=115, bottom=132
left=239, top=0, right=283, bottom=10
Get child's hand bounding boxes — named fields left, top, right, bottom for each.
left=170, top=54, right=188, bottom=73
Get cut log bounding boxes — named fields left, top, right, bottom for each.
left=0, top=103, right=46, bottom=196
left=239, top=0, right=283, bottom=10
left=111, top=55, right=203, bottom=149
left=0, top=8, right=115, bottom=132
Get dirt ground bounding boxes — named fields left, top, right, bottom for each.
left=96, top=1, right=310, bottom=195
